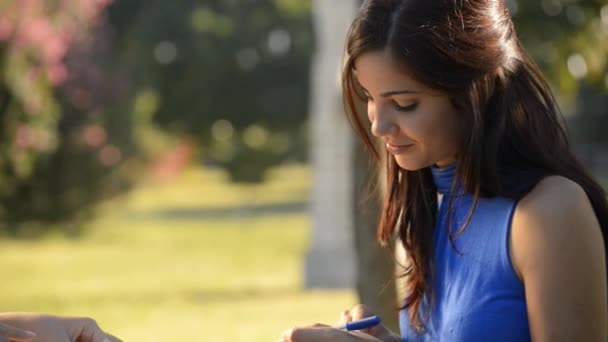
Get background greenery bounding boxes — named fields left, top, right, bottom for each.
left=0, top=0, right=606, bottom=340
left=1, top=0, right=606, bottom=230
left=0, top=165, right=357, bottom=341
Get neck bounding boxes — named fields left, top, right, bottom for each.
left=433, top=156, right=458, bottom=168
left=430, top=162, right=458, bottom=195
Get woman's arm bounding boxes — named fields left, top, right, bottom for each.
left=511, top=176, right=607, bottom=341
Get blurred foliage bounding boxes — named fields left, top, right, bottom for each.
left=508, top=0, right=608, bottom=142
left=0, top=0, right=136, bottom=232
left=0, top=0, right=606, bottom=229
left=105, top=0, right=313, bottom=182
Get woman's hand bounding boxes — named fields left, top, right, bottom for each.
left=281, top=323, right=381, bottom=342
left=338, top=305, right=400, bottom=342
left=0, top=313, right=121, bottom=342
left=280, top=304, right=401, bottom=342
left=0, top=322, right=36, bottom=342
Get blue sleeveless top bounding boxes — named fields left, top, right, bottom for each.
left=399, top=163, right=531, bottom=341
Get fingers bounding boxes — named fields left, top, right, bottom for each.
left=349, top=304, right=375, bottom=320
left=101, top=332, right=122, bottom=342
left=339, top=309, right=353, bottom=325
left=347, top=304, right=394, bottom=338
left=281, top=326, right=340, bottom=342
left=339, top=303, right=374, bottom=325
left=0, top=323, right=36, bottom=342
left=281, top=327, right=381, bottom=342
left=68, top=317, right=122, bottom=342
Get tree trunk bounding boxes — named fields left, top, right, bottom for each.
left=305, top=0, right=358, bottom=288
left=307, top=0, right=399, bottom=331
left=353, top=139, right=399, bottom=332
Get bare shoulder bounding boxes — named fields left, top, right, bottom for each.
left=517, top=175, right=590, bottom=216
left=510, top=175, right=604, bottom=279
left=510, top=178, right=607, bottom=340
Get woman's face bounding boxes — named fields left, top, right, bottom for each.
left=354, top=50, right=465, bottom=170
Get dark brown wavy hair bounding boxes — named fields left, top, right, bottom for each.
left=342, top=0, right=608, bottom=332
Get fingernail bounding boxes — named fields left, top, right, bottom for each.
left=24, top=331, right=37, bottom=337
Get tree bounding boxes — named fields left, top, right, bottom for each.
left=306, top=0, right=398, bottom=331
left=353, top=139, right=399, bottom=332
left=105, top=0, right=314, bottom=182
left=0, top=0, right=134, bottom=232
left=509, top=0, right=608, bottom=143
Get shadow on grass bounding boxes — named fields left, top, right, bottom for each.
left=187, top=286, right=301, bottom=304
left=15, top=286, right=303, bottom=308
left=128, top=200, right=308, bottom=221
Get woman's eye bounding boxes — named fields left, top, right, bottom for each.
left=394, top=102, right=418, bottom=112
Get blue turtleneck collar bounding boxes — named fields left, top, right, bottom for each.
left=431, top=162, right=458, bottom=195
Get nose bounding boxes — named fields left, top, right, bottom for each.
left=370, top=113, right=399, bottom=137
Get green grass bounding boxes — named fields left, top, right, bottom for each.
left=0, top=165, right=356, bottom=341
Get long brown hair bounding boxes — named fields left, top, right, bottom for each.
left=342, top=0, right=608, bottom=332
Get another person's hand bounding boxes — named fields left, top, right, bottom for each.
left=0, top=313, right=121, bottom=342
left=0, top=322, right=36, bottom=342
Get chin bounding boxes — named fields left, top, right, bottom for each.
left=393, top=156, right=428, bottom=171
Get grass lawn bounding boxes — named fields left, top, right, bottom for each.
left=0, top=165, right=356, bottom=341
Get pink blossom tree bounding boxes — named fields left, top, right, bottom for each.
left=0, top=0, right=133, bottom=231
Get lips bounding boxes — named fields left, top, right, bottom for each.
left=385, top=142, right=414, bottom=154
left=386, top=142, right=413, bottom=148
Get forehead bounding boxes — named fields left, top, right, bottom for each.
left=353, top=50, right=423, bottom=91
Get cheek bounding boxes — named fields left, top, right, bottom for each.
left=400, top=112, right=438, bottom=143
left=405, top=111, right=457, bottom=154
left=428, top=114, right=463, bottom=156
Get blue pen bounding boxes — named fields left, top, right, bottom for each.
left=278, top=315, right=381, bottom=342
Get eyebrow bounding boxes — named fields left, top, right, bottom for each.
left=360, top=86, right=419, bottom=97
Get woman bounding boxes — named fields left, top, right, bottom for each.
left=0, top=313, right=120, bottom=342
left=282, top=0, right=608, bottom=341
